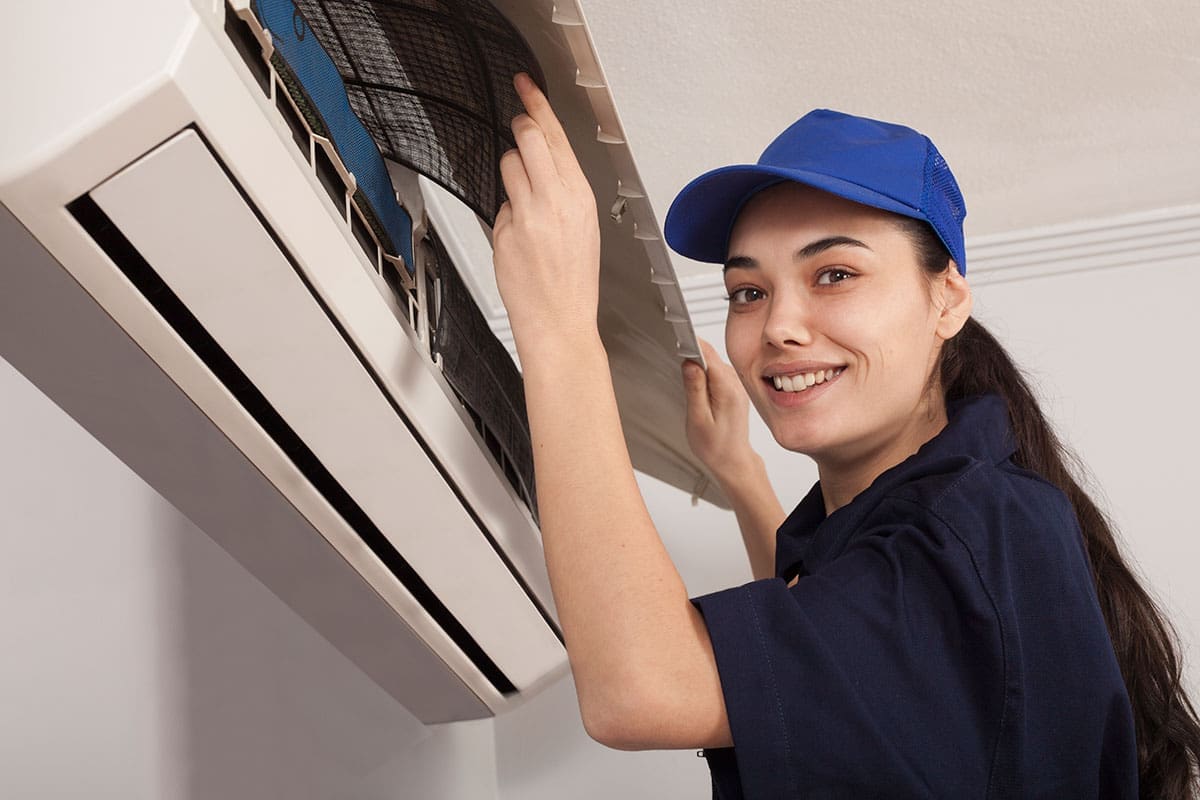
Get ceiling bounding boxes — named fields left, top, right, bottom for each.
left=575, top=0, right=1200, bottom=279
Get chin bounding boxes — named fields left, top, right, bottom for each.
left=766, top=417, right=837, bottom=457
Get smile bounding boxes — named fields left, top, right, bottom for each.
left=767, top=367, right=845, bottom=393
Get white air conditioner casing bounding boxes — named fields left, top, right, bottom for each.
left=0, top=0, right=713, bottom=722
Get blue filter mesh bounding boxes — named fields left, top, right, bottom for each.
left=281, top=0, right=546, bottom=227
left=254, top=0, right=415, bottom=270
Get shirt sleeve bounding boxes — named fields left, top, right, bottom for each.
left=692, top=518, right=1007, bottom=799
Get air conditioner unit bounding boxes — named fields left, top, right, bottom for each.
left=0, top=0, right=718, bottom=722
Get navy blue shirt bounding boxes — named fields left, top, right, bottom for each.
left=692, top=394, right=1136, bottom=799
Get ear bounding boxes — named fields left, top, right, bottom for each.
left=934, top=265, right=972, bottom=341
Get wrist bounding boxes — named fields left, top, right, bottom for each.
left=515, top=326, right=607, bottom=379
left=710, top=450, right=770, bottom=497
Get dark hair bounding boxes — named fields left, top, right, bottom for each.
left=898, top=216, right=1200, bottom=799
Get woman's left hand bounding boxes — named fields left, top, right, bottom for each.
left=492, top=74, right=601, bottom=355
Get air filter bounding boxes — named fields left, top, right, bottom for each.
left=261, top=0, right=545, bottom=226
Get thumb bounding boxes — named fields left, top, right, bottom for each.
left=697, top=344, right=751, bottom=425
left=697, top=339, right=736, bottom=394
left=681, top=358, right=712, bottom=423
left=697, top=338, right=726, bottom=369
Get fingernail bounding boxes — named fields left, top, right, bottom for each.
left=514, top=72, right=530, bottom=90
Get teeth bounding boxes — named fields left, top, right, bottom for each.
left=770, top=367, right=843, bottom=393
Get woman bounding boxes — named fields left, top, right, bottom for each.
left=493, top=74, right=1200, bottom=797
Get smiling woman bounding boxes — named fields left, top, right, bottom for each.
left=492, top=79, right=1200, bottom=799
left=720, top=184, right=972, bottom=502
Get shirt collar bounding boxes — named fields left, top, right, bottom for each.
left=774, top=393, right=1018, bottom=581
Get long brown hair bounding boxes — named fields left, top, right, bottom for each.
left=896, top=216, right=1200, bottom=798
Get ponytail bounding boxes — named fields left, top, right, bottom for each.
left=899, top=217, right=1200, bottom=799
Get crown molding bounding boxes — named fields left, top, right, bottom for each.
left=966, top=204, right=1200, bottom=285
left=673, top=204, right=1200, bottom=330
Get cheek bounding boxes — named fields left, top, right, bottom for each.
left=819, top=306, right=874, bottom=370
left=724, top=315, right=758, bottom=378
left=830, top=299, right=937, bottom=376
left=871, top=303, right=943, bottom=380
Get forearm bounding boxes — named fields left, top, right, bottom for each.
left=492, top=74, right=729, bottom=748
left=680, top=346, right=786, bottom=582
left=520, top=332, right=729, bottom=747
left=714, top=456, right=786, bottom=581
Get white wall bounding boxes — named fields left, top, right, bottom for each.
left=1, top=358, right=178, bottom=799
left=0, top=356, right=499, bottom=800
left=971, top=252, right=1200, bottom=684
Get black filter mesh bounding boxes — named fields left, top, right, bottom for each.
left=429, top=231, right=537, bottom=518
left=293, top=0, right=546, bottom=225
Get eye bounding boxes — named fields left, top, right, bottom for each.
left=725, top=286, right=766, bottom=307
left=815, top=268, right=855, bottom=285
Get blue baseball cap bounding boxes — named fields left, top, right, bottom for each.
left=664, top=109, right=968, bottom=274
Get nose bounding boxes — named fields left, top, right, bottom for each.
left=762, top=290, right=814, bottom=349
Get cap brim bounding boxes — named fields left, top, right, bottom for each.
left=664, top=164, right=924, bottom=264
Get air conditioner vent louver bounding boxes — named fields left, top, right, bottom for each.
left=68, top=172, right=523, bottom=697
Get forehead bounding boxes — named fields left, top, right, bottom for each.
left=727, top=182, right=902, bottom=256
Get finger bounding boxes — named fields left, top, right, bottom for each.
left=697, top=338, right=721, bottom=368
left=698, top=339, right=733, bottom=386
left=697, top=339, right=745, bottom=407
left=494, top=199, right=513, bottom=231
left=513, top=73, right=584, bottom=182
left=681, top=358, right=714, bottom=426
left=498, top=147, right=532, bottom=208
left=509, top=113, right=559, bottom=193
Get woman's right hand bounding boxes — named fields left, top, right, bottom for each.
left=682, top=339, right=760, bottom=489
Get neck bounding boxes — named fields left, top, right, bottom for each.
left=815, top=397, right=950, bottom=515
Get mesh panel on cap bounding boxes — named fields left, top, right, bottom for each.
left=921, top=143, right=967, bottom=270
left=292, top=0, right=546, bottom=225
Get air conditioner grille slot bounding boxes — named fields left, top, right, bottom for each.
left=429, top=228, right=537, bottom=515
left=224, top=5, right=271, bottom=95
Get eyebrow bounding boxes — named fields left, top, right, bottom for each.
left=723, top=236, right=872, bottom=273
